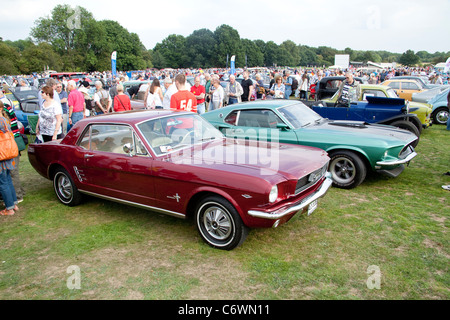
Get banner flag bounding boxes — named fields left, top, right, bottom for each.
left=111, top=51, right=117, bottom=77
left=230, top=55, right=236, bottom=75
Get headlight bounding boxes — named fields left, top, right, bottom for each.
left=269, top=185, right=278, bottom=203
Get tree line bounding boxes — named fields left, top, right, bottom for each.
left=0, top=4, right=448, bottom=75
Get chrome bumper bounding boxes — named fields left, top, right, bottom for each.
left=248, top=173, right=333, bottom=220
left=376, top=151, right=417, bottom=166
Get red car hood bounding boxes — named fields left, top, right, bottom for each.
left=164, top=137, right=329, bottom=182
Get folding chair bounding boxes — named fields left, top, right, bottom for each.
left=27, top=115, right=39, bottom=143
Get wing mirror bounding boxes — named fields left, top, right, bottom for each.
left=123, top=143, right=134, bottom=155
left=276, top=123, right=290, bottom=131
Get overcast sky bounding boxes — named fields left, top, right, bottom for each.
left=1, top=0, right=449, bottom=54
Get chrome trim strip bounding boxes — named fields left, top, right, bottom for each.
left=78, top=190, right=186, bottom=219
left=376, top=152, right=417, bottom=166
left=248, top=173, right=333, bottom=220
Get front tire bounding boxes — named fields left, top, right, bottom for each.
left=195, top=196, right=249, bottom=250
left=432, top=107, right=449, bottom=125
left=329, top=150, right=367, bottom=189
left=53, top=168, right=82, bottom=206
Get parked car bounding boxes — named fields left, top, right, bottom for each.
left=27, top=110, right=332, bottom=250
left=382, top=79, right=426, bottom=101
left=320, top=84, right=432, bottom=130
left=314, top=76, right=366, bottom=100
left=7, top=86, right=41, bottom=129
left=391, top=76, right=449, bottom=90
left=202, top=100, right=418, bottom=189
left=412, top=86, right=448, bottom=104
left=427, top=87, right=450, bottom=125
left=307, top=95, right=422, bottom=146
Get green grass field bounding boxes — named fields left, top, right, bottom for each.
left=0, top=125, right=449, bottom=300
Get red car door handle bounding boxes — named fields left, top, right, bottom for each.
left=84, top=154, right=94, bottom=158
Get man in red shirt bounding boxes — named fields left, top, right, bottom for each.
left=170, top=74, right=197, bottom=113
left=190, top=76, right=206, bottom=114
left=67, top=80, right=86, bottom=126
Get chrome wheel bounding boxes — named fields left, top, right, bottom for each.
left=57, top=174, right=73, bottom=201
left=435, top=108, right=449, bottom=125
left=53, top=168, right=82, bottom=206
left=195, top=196, right=248, bottom=250
left=203, top=205, right=233, bottom=240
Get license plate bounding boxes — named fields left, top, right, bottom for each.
left=307, top=200, right=318, bottom=216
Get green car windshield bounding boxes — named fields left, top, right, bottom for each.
left=278, top=103, right=323, bottom=129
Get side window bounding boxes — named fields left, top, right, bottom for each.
left=79, top=124, right=133, bottom=154
left=387, top=81, right=400, bottom=89
left=403, top=82, right=419, bottom=90
left=224, top=111, right=238, bottom=125
left=362, top=90, right=386, bottom=100
left=22, top=101, right=40, bottom=113
left=79, top=126, right=91, bottom=150
left=134, top=133, right=148, bottom=156
left=237, top=109, right=282, bottom=128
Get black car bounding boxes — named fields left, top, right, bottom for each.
left=315, top=76, right=366, bottom=100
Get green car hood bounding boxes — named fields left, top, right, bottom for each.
left=298, top=120, right=417, bottom=150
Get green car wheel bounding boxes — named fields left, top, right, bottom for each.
left=329, top=150, right=367, bottom=189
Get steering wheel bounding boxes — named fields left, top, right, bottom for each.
left=179, top=130, right=196, bottom=145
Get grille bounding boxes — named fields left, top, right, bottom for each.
left=295, top=163, right=328, bottom=194
left=399, top=144, right=415, bottom=160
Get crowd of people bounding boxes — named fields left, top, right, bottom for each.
left=1, top=64, right=450, bottom=214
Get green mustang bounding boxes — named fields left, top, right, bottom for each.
left=202, top=100, right=418, bottom=189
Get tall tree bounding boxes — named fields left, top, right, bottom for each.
left=0, top=42, right=20, bottom=74
left=212, top=25, right=243, bottom=67
left=240, top=39, right=264, bottom=67
left=399, top=50, right=420, bottom=66
left=185, top=29, right=216, bottom=68
left=153, top=34, right=188, bottom=68
left=98, top=20, right=148, bottom=71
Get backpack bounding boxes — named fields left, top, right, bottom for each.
left=95, top=90, right=109, bottom=113
left=291, top=78, right=299, bottom=91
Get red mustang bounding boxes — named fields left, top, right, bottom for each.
left=28, top=110, right=332, bottom=250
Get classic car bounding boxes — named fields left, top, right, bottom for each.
left=391, top=76, right=449, bottom=90
left=382, top=79, right=426, bottom=101
left=27, top=110, right=332, bottom=250
left=314, top=76, right=366, bottom=100
left=308, top=96, right=422, bottom=145
left=202, top=100, right=418, bottom=189
left=320, top=84, right=432, bottom=130
left=7, top=86, right=41, bottom=129
left=427, top=87, right=450, bottom=125
left=411, top=86, right=448, bottom=103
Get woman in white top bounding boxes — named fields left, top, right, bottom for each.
left=36, top=85, right=63, bottom=142
left=210, top=79, right=224, bottom=111
left=145, top=79, right=164, bottom=109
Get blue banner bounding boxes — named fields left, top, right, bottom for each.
left=230, top=55, right=236, bottom=75
left=111, top=51, right=117, bottom=77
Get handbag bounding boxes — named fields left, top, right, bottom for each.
left=0, top=130, right=19, bottom=161
left=14, top=134, right=26, bottom=152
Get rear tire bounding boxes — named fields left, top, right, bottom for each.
left=53, top=168, right=82, bottom=206
left=195, top=196, right=249, bottom=250
left=329, top=150, right=367, bottom=189
left=390, top=120, right=420, bottom=147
